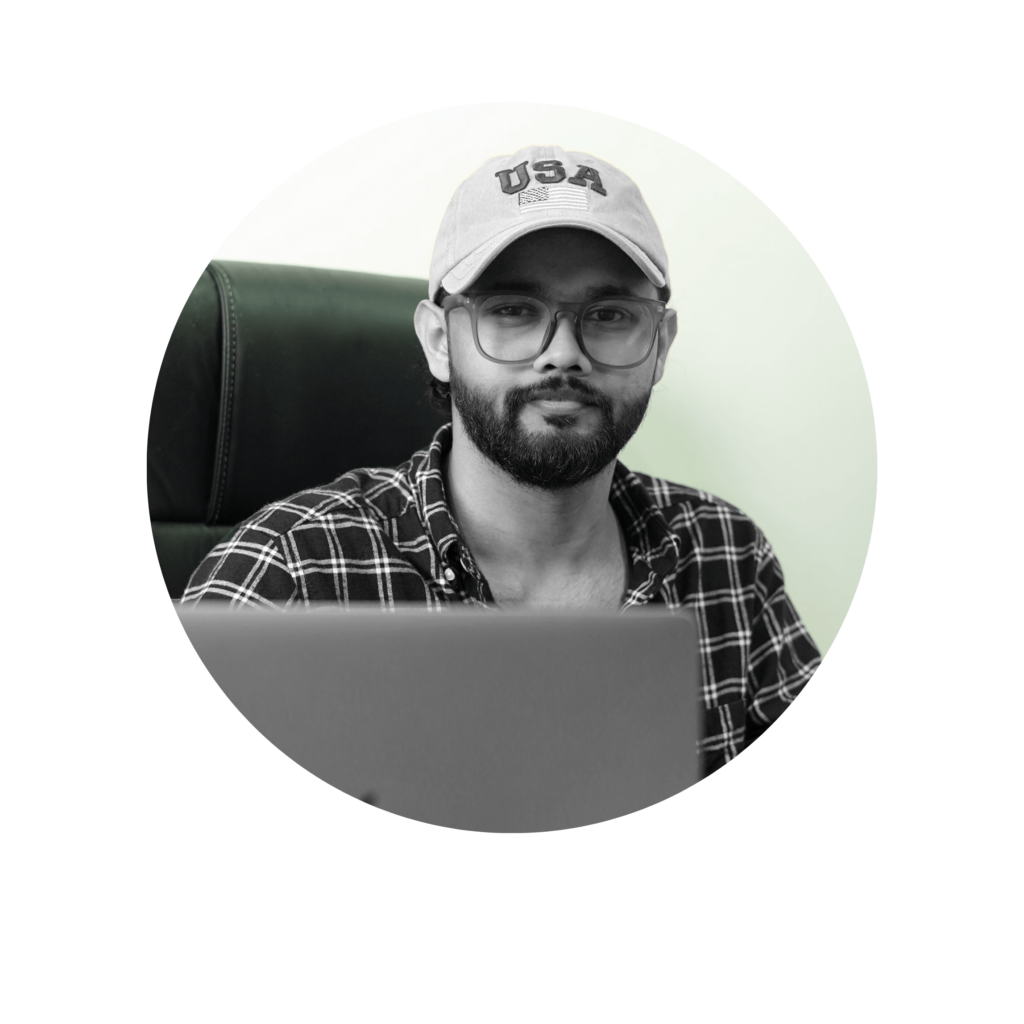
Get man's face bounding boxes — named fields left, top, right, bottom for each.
left=444, top=227, right=673, bottom=490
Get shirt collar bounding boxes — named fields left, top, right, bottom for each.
left=608, top=462, right=682, bottom=569
left=404, top=423, right=465, bottom=567
left=608, top=462, right=683, bottom=603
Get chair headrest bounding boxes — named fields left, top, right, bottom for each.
left=148, top=260, right=445, bottom=525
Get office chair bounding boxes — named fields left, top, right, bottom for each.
left=147, top=260, right=445, bottom=598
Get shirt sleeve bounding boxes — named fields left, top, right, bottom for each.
left=744, top=537, right=821, bottom=744
left=180, top=526, right=298, bottom=608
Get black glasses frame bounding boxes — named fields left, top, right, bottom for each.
left=441, top=292, right=669, bottom=370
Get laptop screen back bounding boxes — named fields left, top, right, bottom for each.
left=178, top=606, right=702, bottom=832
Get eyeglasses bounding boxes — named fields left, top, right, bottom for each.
left=442, top=292, right=669, bottom=369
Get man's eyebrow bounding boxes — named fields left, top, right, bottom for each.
left=583, top=284, right=645, bottom=299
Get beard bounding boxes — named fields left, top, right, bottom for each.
left=449, top=368, right=651, bottom=490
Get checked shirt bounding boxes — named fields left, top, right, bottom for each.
left=182, top=424, right=821, bottom=774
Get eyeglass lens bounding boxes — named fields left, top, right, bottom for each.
left=474, top=296, right=656, bottom=366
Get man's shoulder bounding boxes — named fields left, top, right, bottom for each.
left=618, top=467, right=768, bottom=556
left=624, top=468, right=752, bottom=522
left=232, top=465, right=417, bottom=541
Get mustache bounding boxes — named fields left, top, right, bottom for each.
left=505, top=376, right=609, bottom=410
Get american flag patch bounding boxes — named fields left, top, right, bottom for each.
left=518, top=183, right=589, bottom=212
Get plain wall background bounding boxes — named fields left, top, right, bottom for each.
left=215, top=104, right=876, bottom=653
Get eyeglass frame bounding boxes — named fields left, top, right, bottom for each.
left=440, top=291, right=670, bottom=370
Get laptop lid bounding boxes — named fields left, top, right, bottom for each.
left=178, top=606, right=702, bottom=832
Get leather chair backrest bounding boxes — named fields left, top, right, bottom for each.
left=148, top=260, right=445, bottom=596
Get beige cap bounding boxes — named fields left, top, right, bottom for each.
left=428, top=145, right=670, bottom=301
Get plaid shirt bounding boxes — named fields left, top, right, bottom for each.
left=183, top=424, right=820, bottom=774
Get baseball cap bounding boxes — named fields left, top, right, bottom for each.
left=428, top=145, right=670, bottom=301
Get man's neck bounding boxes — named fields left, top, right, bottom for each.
left=443, top=420, right=626, bottom=608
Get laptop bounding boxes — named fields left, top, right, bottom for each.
left=177, top=606, right=703, bottom=832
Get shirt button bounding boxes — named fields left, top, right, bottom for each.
left=444, top=568, right=456, bottom=582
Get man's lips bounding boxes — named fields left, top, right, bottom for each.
left=530, top=398, right=591, bottom=414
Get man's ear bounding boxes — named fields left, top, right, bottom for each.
left=651, top=308, right=678, bottom=386
left=414, top=299, right=450, bottom=382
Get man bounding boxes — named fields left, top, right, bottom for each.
left=182, top=145, right=821, bottom=772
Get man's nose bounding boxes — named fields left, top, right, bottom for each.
left=532, top=311, right=592, bottom=374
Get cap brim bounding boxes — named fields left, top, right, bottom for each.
left=440, top=213, right=667, bottom=295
